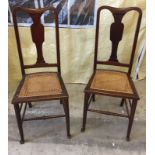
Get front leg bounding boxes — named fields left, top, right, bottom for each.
left=14, top=103, right=25, bottom=144
left=62, top=98, right=71, bottom=138
left=126, top=99, right=138, bottom=141
left=81, top=93, right=89, bottom=132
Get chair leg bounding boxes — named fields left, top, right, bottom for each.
left=126, top=99, right=138, bottom=141
left=63, top=98, right=71, bottom=138
left=81, top=93, right=89, bottom=132
left=14, top=103, right=25, bottom=144
left=92, top=94, right=95, bottom=102
left=60, top=99, right=63, bottom=104
left=28, top=102, right=32, bottom=108
left=120, top=98, right=125, bottom=107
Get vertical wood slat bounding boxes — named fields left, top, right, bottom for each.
left=30, top=13, right=45, bottom=64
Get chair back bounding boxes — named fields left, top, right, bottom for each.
left=94, top=6, right=142, bottom=75
left=12, top=6, right=61, bottom=76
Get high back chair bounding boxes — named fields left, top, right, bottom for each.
left=81, top=6, right=142, bottom=141
left=11, top=6, right=71, bottom=144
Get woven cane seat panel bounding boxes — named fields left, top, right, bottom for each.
left=90, top=70, right=133, bottom=94
left=19, top=73, right=62, bottom=97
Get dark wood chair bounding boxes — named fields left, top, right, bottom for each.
left=81, top=6, right=142, bottom=141
left=11, top=6, right=71, bottom=144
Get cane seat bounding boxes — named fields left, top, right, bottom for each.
left=19, top=72, right=62, bottom=98
left=90, top=70, right=133, bottom=94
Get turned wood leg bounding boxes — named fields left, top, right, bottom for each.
left=63, top=98, right=71, bottom=138
left=126, top=99, right=138, bottom=141
left=14, top=103, right=25, bottom=144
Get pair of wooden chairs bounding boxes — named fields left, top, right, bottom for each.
left=11, top=6, right=142, bottom=144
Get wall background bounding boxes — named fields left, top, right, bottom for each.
left=8, top=0, right=146, bottom=92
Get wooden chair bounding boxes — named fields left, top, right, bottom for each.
left=11, top=6, right=71, bottom=144
left=81, top=6, right=142, bottom=141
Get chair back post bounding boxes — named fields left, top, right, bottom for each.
left=12, top=6, right=61, bottom=77
left=54, top=9, right=61, bottom=75
left=128, top=9, right=142, bottom=75
left=93, top=6, right=100, bottom=72
left=12, top=7, right=25, bottom=76
left=93, top=6, right=142, bottom=75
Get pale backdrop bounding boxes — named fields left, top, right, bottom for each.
left=8, top=0, right=146, bottom=91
